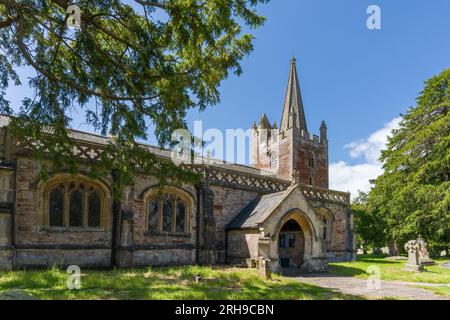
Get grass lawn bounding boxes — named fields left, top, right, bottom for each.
left=0, top=265, right=363, bottom=300
left=413, top=285, right=450, bottom=298
left=329, top=255, right=450, bottom=284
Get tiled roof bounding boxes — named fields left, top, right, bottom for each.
left=226, top=186, right=294, bottom=229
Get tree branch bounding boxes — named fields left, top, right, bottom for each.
left=15, top=15, right=159, bottom=102
left=0, top=15, right=18, bottom=28
left=134, top=0, right=168, bottom=10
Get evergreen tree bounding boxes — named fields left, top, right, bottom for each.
left=0, top=0, right=268, bottom=195
left=369, top=69, right=450, bottom=254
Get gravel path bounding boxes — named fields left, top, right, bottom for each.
left=289, top=274, right=449, bottom=300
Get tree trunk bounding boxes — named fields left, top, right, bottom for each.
left=389, top=240, right=399, bottom=256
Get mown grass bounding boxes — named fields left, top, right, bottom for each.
left=0, top=265, right=363, bottom=300
left=414, top=285, right=450, bottom=297
left=329, top=255, right=450, bottom=284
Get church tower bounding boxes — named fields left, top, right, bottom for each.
left=251, top=58, right=329, bottom=188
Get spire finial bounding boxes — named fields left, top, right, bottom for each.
left=290, top=57, right=296, bottom=64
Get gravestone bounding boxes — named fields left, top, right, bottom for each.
left=246, top=258, right=256, bottom=269
left=442, top=262, right=450, bottom=270
left=417, top=236, right=435, bottom=266
left=404, top=240, right=424, bottom=272
left=258, top=257, right=272, bottom=280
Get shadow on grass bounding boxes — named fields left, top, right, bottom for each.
left=356, top=258, right=401, bottom=265
left=282, top=266, right=367, bottom=278
left=326, top=265, right=368, bottom=277
left=0, top=266, right=366, bottom=300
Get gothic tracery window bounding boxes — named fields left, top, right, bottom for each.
left=146, top=190, right=189, bottom=234
left=45, top=178, right=106, bottom=229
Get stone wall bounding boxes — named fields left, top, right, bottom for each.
left=227, top=229, right=259, bottom=264
left=126, top=175, right=197, bottom=266
left=210, top=186, right=259, bottom=263
left=309, top=200, right=355, bottom=262
left=0, top=124, right=353, bottom=269
left=292, top=130, right=328, bottom=189
left=252, top=126, right=328, bottom=189
left=132, top=248, right=195, bottom=267
left=14, top=158, right=113, bottom=247
left=10, top=158, right=201, bottom=268
left=14, top=249, right=110, bottom=268
left=276, top=130, right=293, bottom=181
left=9, top=157, right=112, bottom=268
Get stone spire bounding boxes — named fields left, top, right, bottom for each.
left=279, top=58, right=308, bottom=132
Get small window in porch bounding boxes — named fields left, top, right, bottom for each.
left=279, top=234, right=295, bottom=248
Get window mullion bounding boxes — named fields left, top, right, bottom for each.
left=158, top=197, right=162, bottom=232
left=64, top=183, right=69, bottom=227
left=172, top=197, right=177, bottom=233
left=83, top=187, right=88, bottom=227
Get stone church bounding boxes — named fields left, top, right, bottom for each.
left=0, top=59, right=356, bottom=272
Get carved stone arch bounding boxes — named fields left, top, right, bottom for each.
left=32, top=169, right=113, bottom=193
left=138, top=183, right=196, bottom=202
left=314, top=206, right=336, bottom=221
left=273, top=209, right=318, bottom=257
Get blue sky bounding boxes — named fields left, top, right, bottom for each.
left=4, top=0, right=450, bottom=195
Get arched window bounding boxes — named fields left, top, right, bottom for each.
left=44, top=177, right=107, bottom=229
left=322, top=216, right=328, bottom=240
left=315, top=207, right=333, bottom=242
left=308, top=152, right=315, bottom=168
left=146, top=189, right=190, bottom=234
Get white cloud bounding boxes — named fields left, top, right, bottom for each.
left=345, top=117, right=402, bottom=165
left=329, top=117, right=401, bottom=198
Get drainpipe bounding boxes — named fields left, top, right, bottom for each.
left=110, top=169, right=121, bottom=269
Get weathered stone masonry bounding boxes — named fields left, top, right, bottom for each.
left=0, top=59, right=356, bottom=271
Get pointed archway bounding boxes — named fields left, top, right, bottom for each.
left=278, top=219, right=305, bottom=269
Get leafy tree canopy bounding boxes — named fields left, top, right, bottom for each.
left=352, top=191, right=388, bottom=250
left=369, top=69, right=450, bottom=250
left=0, top=0, right=267, bottom=195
